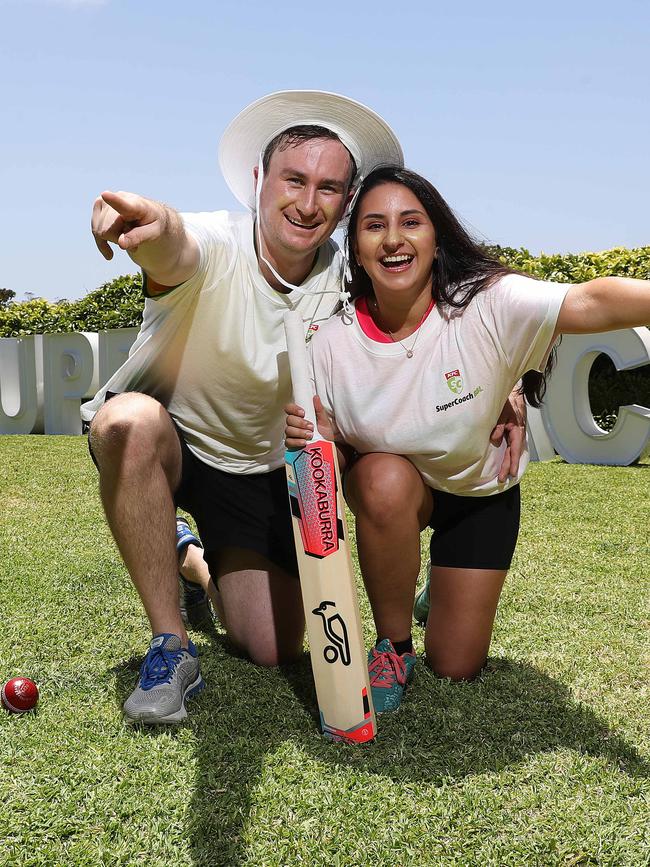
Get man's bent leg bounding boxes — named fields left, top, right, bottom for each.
left=213, top=548, right=305, bottom=667
left=179, top=539, right=224, bottom=625
left=89, top=392, right=189, bottom=645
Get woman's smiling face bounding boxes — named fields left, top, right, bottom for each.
left=354, top=182, right=437, bottom=299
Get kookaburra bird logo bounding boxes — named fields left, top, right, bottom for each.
left=312, top=601, right=351, bottom=666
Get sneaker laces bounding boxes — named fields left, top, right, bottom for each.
left=139, top=638, right=184, bottom=690
left=368, top=647, right=408, bottom=690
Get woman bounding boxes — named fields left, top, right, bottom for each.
left=285, top=165, right=650, bottom=713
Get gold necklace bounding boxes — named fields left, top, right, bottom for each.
left=371, top=298, right=429, bottom=358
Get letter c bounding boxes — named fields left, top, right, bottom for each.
left=540, top=328, right=650, bottom=465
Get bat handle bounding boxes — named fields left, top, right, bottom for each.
left=283, top=309, right=318, bottom=431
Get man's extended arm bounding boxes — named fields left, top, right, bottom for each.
left=91, top=190, right=199, bottom=290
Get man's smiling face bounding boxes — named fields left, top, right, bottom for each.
left=256, top=137, right=354, bottom=265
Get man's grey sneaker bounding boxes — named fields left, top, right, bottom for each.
left=123, top=633, right=205, bottom=725
left=413, top=560, right=431, bottom=626
left=367, top=638, right=417, bottom=714
left=176, top=517, right=212, bottom=629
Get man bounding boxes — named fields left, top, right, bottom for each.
left=85, top=91, right=525, bottom=726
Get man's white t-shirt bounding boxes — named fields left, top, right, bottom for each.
left=309, top=273, right=570, bottom=496
left=81, top=211, right=344, bottom=474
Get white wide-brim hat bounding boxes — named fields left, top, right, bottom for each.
left=218, top=90, right=404, bottom=210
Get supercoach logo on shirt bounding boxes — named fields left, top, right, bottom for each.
left=445, top=369, right=463, bottom=394
left=436, top=383, right=484, bottom=413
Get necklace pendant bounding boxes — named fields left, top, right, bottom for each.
left=406, top=349, right=414, bottom=358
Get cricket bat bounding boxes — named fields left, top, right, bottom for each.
left=283, top=310, right=376, bottom=744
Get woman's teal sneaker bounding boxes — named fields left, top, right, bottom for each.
left=367, top=638, right=417, bottom=713
left=413, top=562, right=431, bottom=627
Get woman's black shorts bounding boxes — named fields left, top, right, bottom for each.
left=427, top=485, right=521, bottom=571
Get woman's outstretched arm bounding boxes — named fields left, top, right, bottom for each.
left=555, top=277, right=650, bottom=338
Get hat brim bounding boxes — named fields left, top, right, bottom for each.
left=218, top=90, right=404, bottom=210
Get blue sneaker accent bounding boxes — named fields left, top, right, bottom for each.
left=176, top=517, right=203, bottom=554
left=123, top=633, right=204, bottom=725
left=138, top=633, right=196, bottom=689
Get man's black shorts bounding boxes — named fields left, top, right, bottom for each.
left=428, top=485, right=521, bottom=571
left=174, top=436, right=298, bottom=577
left=88, top=406, right=298, bottom=576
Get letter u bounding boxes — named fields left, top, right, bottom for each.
left=0, top=336, right=39, bottom=434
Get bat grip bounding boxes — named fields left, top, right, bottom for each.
left=283, top=310, right=318, bottom=430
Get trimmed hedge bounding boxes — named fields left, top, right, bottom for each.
left=0, top=274, right=144, bottom=338
left=2, top=246, right=649, bottom=338
left=1, top=248, right=648, bottom=427
left=487, top=244, right=650, bottom=283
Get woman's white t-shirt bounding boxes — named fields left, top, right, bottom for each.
left=309, top=273, right=569, bottom=496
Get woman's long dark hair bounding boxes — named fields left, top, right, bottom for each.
left=345, top=165, right=555, bottom=407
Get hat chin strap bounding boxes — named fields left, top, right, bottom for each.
left=345, top=180, right=363, bottom=218
left=254, top=155, right=355, bottom=316
left=254, top=157, right=306, bottom=294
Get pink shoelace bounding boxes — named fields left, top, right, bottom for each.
left=368, top=647, right=408, bottom=689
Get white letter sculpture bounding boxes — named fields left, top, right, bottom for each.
left=539, top=328, right=650, bottom=465
left=35, top=333, right=95, bottom=435
left=0, top=337, right=39, bottom=434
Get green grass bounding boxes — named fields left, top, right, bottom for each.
left=1, top=437, right=648, bottom=867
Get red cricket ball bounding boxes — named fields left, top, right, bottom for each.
left=1, top=677, right=39, bottom=713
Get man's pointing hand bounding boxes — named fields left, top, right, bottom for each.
left=92, top=190, right=167, bottom=260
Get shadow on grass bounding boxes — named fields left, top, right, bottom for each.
left=282, top=654, right=648, bottom=782
left=111, top=647, right=648, bottom=867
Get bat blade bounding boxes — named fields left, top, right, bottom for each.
left=284, top=310, right=376, bottom=744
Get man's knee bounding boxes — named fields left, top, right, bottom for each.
left=247, top=643, right=303, bottom=668
left=90, top=393, right=175, bottom=465
left=224, top=626, right=302, bottom=668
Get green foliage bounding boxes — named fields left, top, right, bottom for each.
left=2, top=246, right=650, bottom=338
left=66, top=273, right=145, bottom=332
left=0, top=273, right=144, bottom=337
left=0, top=288, right=16, bottom=308
left=0, top=298, right=65, bottom=336
left=487, top=244, right=650, bottom=283
left=589, top=360, right=650, bottom=431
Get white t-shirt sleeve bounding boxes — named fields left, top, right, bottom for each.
left=180, top=210, right=234, bottom=287
left=484, top=273, right=570, bottom=378
left=142, top=210, right=235, bottom=306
